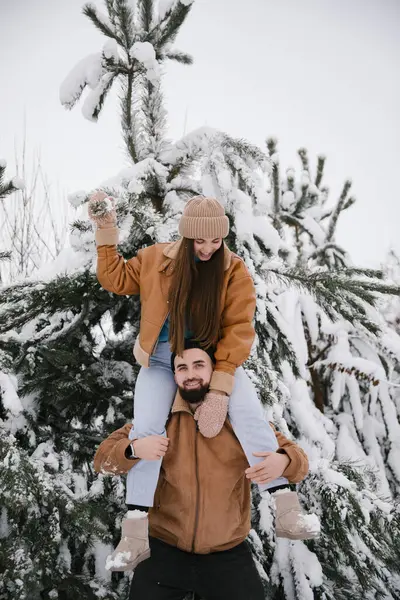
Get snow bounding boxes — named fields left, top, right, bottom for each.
left=58, top=540, right=72, bottom=570
left=126, top=509, right=148, bottom=519
left=273, top=539, right=323, bottom=599
left=300, top=215, right=325, bottom=246
left=281, top=190, right=295, bottom=209
left=298, top=513, right=321, bottom=534
left=298, top=294, right=320, bottom=345
left=94, top=539, right=113, bottom=581
left=253, top=215, right=282, bottom=254
left=158, top=0, right=176, bottom=20
left=105, top=157, right=169, bottom=194
left=11, top=176, right=24, bottom=190
left=160, top=126, right=219, bottom=165
left=130, top=41, right=161, bottom=82
left=59, top=52, right=103, bottom=109
left=320, top=461, right=356, bottom=491
left=82, top=72, right=114, bottom=121
left=381, top=328, right=400, bottom=361
left=0, top=158, right=6, bottom=168
left=31, top=442, right=60, bottom=471
left=105, top=550, right=131, bottom=570
left=270, top=152, right=279, bottom=164
left=0, top=372, right=23, bottom=415
left=301, top=170, right=310, bottom=185
left=258, top=493, right=275, bottom=539
left=103, top=39, right=119, bottom=61
left=128, top=179, right=145, bottom=195
left=68, top=190, right=87, bottom=208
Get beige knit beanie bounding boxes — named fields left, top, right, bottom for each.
left=179, top=196, right=229, bottom=239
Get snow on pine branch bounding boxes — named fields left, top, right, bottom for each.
left=103, top=39, right=119, bottom=61
left=160, top=126, right=220, bottom=165
left=60, top=53, right=104, bottom=109
left=0, top=372, right=23, bottom=416
left=103, top=157, right=169, bottom=193
left=130, top=42, right=161, bottom=83
left=82, top=72, right=115, bottom=121
left=83, top=2, right=116, bottom=36
left=11, top=177, right=24, bottom=190
left=158, top=0, right=177, bottom=21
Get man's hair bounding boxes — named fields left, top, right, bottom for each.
left=167, top=238, right=225, bottom=356
left=170, top=339, right=216, bottom=373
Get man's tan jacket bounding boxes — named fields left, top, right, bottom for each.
left=94, top=395, right=309, bottom=554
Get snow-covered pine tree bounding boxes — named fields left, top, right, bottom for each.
left=1, top=1, right=400, bottom=598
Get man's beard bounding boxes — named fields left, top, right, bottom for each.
left=178, top=381, right=209, bottom=404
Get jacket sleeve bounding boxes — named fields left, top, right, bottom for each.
left=273, top=426, right=309, bottom=483
left=96, top=227, right=142, bottom=296
left=93, top=423, right=140, bottom=475
left=210, top=260, right=256, bottom=395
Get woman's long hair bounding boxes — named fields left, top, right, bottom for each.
left=168, top=239, right=225, bottom=355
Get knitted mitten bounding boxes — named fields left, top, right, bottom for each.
left=88, top=190, right=117, bottom=228
left=194, top=392, right=229, bottom=438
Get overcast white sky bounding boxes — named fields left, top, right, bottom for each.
left=1, top=0, right=399, bottom=266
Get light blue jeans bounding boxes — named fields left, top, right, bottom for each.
left=126, top=342, right=288, bottom=505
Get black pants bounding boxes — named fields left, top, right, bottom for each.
left=129, top=537, right=265, bottom=600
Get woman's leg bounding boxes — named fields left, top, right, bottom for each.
left=228, top=367, right=288, bottom=491
left=126, top=342, right=176, bottom=507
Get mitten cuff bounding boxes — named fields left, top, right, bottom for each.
left=95, top=227, right=119, bottom=246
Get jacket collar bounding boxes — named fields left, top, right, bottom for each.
left=161, top=238, right=232, bottom=271
left=171, top=391, right=193, bottom=415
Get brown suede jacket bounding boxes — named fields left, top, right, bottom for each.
left=96, top=233, right=256, bottom=395
left=94, top=395, right=309, bottom=554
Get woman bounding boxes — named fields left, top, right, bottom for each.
left=90, top=193, right=312, bottom=571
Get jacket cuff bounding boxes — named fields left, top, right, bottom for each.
left=210, top=370, right=235, bottom=396
left=279, top=446, right=303, bottom=483
left=95, top=227, right=119, bottom=246
left=111, top=438, right=140, bottom=474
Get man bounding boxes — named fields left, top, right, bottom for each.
left=94, top=343, right=309, bottom=600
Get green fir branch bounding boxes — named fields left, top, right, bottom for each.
left=137, top=0, right=155, bottom=31
left=82, top=2, right=122, bottom=44
left=315, top=155, right=326, bottom=187
left=89, top=73, right=118, bottom=121
left=298, top=147, right=309, bottom=171
left=326, top=179, right=352, bottom=242
left=114, top=0, right=135, bottom=50
left=164, top=50, right=193, bottom=64
left=158, top=1, right=193, bottom=48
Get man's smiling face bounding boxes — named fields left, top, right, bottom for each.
left=173, top=348, right=213, bottom=403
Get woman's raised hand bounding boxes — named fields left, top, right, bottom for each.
left=88, top=190, right=117, bottom=229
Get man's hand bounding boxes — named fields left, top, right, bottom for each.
left=245, top=451, right=290, bottom=485
left=132, top=436, right=169, bottom=461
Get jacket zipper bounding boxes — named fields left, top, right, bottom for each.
left=191, top=427, right=200, bottom=552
